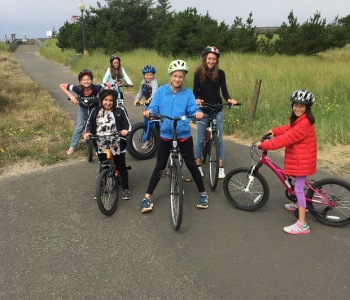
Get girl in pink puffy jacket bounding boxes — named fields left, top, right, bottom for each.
left=258, top=89, right=317, bottom=235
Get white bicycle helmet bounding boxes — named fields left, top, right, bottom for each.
left=290, top=89, right=315, bottom=106
left=168, top=60, right=189, bottom=74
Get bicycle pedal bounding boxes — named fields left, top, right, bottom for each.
left=126, top=165, right=132, bottom=170
left=158, top=170, right=168, bottom=178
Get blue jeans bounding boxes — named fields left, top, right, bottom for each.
left=70, top=106, right=88, bottom=148
left=195, top=110, right=224, bottom=160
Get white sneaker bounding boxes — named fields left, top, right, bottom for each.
left=218, top=167, right=225, bottom=179
left=198, top=166, right=204, bottom=177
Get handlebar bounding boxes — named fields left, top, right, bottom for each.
left=148, top=113, right=197, bottom=121
left=88, top=132, right=126, bottom=142
left=200, top=102, right=241, bottom=109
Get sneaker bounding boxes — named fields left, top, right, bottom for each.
left=141, top=140, right=150, bottom=149
left=283, top=221, right=310, bottom=235
left=141, top=197, right=153, bottom=213
left=122, top=189, right=131, bottom=200
left=285, top=203, right=309, bottom=212
left=198, top=166, right=204, bottom=177
left=197, top=193, right=209, bottom=209
left=66, top=147, right=74, bottom=155
left=218, top=167, right=225, bottom=179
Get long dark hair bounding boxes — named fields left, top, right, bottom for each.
left=290, top=104, right=315, bottom=125
left=99, top=89, right=116, bottom=108
left=195, top=53, right=220, bottom=83
left=110, top=58, right=123, bottom=80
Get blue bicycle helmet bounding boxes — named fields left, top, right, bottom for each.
left=142, top=65, right=156, bottom=74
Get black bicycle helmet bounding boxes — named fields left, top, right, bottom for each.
left=290, top=89, right=315, bottom=106
left=142, top=65, right=156, bottom=74
left=78, top=69, right=93, bottom=81
left=110, top=54, right=121, bottom=65
left=202, top=46, right=220, bottom=58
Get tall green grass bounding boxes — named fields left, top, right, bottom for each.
left=40, top=40, right=350, bottom=146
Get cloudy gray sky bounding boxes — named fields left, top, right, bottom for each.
left=1, top=0, right=349, bottom=40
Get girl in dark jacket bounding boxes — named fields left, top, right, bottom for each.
left=258, top=89, right=317, bottom=235
left=84, top=89, right=132, bottom=200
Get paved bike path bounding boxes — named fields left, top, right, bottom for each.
left=0, top=45, right=349, bottom=300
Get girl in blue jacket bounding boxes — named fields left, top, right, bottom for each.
left=140, top=60, right=208, bottom=213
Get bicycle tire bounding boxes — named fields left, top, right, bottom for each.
left=306, top=178, right=350, bottom=227
left=201, top=138, right=210, bottom=163
left=87, top=139, right=94, bottom=162
left=223, top=167, right=269, bottom=211
left=96, top=169, right=119, bottom=216
left=169, top=158, right=184, bottom=230
left=127, top=122, right=159, bottom=160
left=208, top=132, right=219, bottom=190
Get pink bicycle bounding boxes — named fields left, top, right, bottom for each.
left=223, top=133, right=350, bottom=227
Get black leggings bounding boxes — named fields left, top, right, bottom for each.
left=146, top=137, right=205, bottom=195
left=98, top=152, right=129, bottom=190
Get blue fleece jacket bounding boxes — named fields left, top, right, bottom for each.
left=147, top=84, right=198, bottom=139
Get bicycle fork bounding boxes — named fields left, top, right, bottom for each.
left=243, top=165, right=264, bottom=203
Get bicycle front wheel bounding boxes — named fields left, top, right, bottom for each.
left=169, top=158, right=184, bottom=230
left=306, top=178, right=350, bottom=227
left=208, top=133, right=219, bottom=190
left=96, top=169, right=119, bottom=216
left=223, top=167, right=269, bottom=211
left=127, top=122, right=159, bottom=160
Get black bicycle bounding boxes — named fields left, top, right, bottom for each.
left=149, top=113, right=196, bottom=230
left=67, top=96, right=98, bottom=162
left=89, top=133, right=126, bottom=216
left=199, top=102, right=241, bottom=190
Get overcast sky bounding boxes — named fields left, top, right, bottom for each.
left=1, top=0, right=349, bottom=40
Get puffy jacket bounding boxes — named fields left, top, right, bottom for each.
left=147, top=84, right=198, bottom=139
left=260, top=114, right=317, bottom=176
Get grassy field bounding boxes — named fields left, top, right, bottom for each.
left=41, top=39, right=350, bottom=146
left=0, top=40, right=349, bottom=175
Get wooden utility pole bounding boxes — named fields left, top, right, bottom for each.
left=248, top=79, right=262, bottom=125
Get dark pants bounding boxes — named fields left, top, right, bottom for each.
left=98, top=152, right=129, bottom=190
left=146, top=137, right=205, bottom=195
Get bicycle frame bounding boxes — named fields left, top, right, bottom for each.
left=250, top=148, right=336, bottom=208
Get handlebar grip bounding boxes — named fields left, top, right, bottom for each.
left=261, top=132, right=272, bottom=141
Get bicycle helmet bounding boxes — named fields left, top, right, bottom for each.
left=168, top=60, right=189, bottom=74
left=202, top=46, right=220, bottom=58
left=142, top=65, right=156, bottom=74
left=109, top=54, right=121, bottom=65
left=290, top=89, right=315, bottom=106
left=78, top=69, right=93, bottom=81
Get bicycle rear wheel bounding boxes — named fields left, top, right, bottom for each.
left=306, top=178, right=350, bottom=227
left=208, top=133, right=219, bottom=190
left=96, top=169, right=119, bottom=216
left=127, top=122, right=159, bottom=160
left=169, top=158, right=184, bottom=230
left=223, top=167, right=269, bottom=211
left=87, top=139, right=94, bottom=162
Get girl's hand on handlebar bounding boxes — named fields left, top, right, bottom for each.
left=195, top=111, right=204, bottom=120
left=196, top=99, right=203, bottom=106
left=70, top=96, right=78, bottom=105
left=143, top=110, right=151, bottom=118
left=120, top=130, right=128, bottom=137
left=228, top=99, right=238, bottom=105
left=83, top=132, right=91, bottom=140
left=134, top=99, right=139, bottom=106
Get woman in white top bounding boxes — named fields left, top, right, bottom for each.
left=103, top=54, right=134, bottom=86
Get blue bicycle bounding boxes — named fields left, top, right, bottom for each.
left=127, top=100, right=160, bottom=160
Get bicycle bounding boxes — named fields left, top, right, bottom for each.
left=127, top=99, right=160, bottom=160
left=149, top=113, right=196, bottom=231
left=89, top=132, right=127, bottom=216
left=199, top=102, right=241, bottom=190
left=223, top=133, right=350, bottom=227
left=67, top=96, right=98, bottom=162
left=107, top=80, right=130, bottom=108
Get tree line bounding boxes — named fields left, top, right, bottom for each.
left=56, top=0, right=350, bottom=56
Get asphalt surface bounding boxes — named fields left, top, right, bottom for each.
left=0, top=45, right=349, bottom=299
